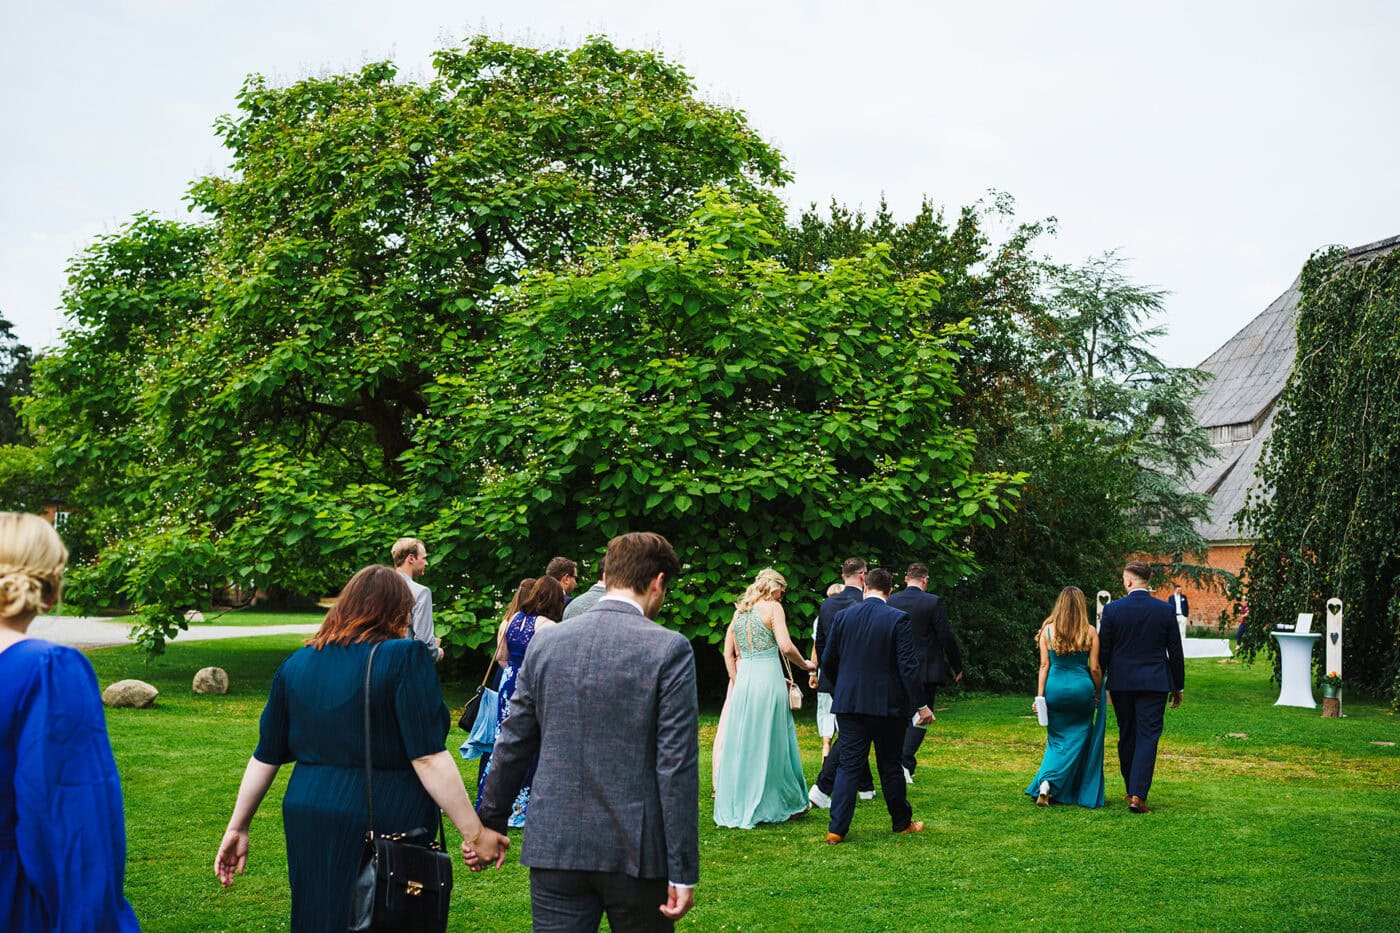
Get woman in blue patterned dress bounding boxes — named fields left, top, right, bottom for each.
left=0, top=512, right=140, bottom=932
left=476, top=575, right=563, bottom=827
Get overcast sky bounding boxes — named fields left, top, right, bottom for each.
left=3, top=0, right=1397, bottom=366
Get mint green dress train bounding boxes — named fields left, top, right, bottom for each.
left=1025, top=648, right=1106, bottom=808
left=713, top=609, right=809, bottom=828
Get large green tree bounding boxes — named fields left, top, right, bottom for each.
left=27, top=38, right=1026, bottom=657
left=780, top=202, right=1214, bottom=689
left=1237, top=244, right=1400, bottom=703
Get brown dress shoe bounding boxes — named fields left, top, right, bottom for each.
left=1128, top=795, right=1152, bottom=814
left=896, top=821, right=925, bottom=834
left=825, top=832, right=844, bottom=845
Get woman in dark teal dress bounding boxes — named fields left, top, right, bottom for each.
left=0, top=512, right=140, bottom=932
left=215, top=565, right=509, bottom=931
left=1025, top=586, right=1106, bottom=808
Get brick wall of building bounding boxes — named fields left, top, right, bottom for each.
left=1153, top=543, right=1249, bottom=630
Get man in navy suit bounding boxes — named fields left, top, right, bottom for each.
left=889, top=562, right=963, bottom=783
left=1099, top=560, right=1186, bottom=814
left=808, top=558, right=875, bottom=807
left=821, top=568, right=934, bottom=843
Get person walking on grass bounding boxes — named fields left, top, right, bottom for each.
left=393, top=536, right=442, bottom=661
left=471, top=532, right=699, bottom=930
left=821, top=568, right=933, bottom=844
left=1099, top=561, right=1185, bottom=814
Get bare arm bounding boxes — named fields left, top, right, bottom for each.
left=1088, top=631, right=1103, bottom=694
left=768, top=604, right=814, bottom=669
left=723, top=621, right=739, bottom=680
left=493, top=617, right=510, bottom=668
left=411, top=751, right=507, bottom=868
left=1036, top=632, right=1050, bottom=698
left=215, top=757, right=280, bottom=887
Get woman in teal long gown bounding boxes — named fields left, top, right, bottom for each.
left=1025, top=586, right=1106, bottom=808
left=714, top=569, right=817, bottom=828
left=215, top=565, right=509, bottom=931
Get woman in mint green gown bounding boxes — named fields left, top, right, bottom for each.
left=1025, top=586, right=1106, bottom=808
left=714, top=569, right=816, bottom=828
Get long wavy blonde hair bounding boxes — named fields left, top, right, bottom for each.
left=736, top=568, right=787, bottom=611
left=1038, top=586, right=1093, bottom=654
left=0, top=512, right=67, bottom=620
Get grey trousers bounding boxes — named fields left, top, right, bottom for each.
left=529, top=868, right=672, bottom=933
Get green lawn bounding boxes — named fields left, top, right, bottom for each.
left=92, top=638, right=1400, bottom=931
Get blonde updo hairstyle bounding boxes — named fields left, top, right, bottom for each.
left=736, top=568, right=787, bottom=611
left=0, top=512, right=68, bottom=620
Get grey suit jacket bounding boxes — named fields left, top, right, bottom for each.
left=478, top=599, right=700, bottom=885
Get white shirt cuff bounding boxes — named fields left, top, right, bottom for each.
left=669, top=881, right=696, bottom=889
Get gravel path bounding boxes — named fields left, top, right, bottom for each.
left=29, top=616, right=319, bottom=648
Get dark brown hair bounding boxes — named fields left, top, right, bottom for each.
left=840, top=557, right=867, bottom=578
left=905, top=562, right=930, bottom=581
left=546, top=557, right=578, bottom=581
left=865, top=567, right=894, bottom=594
left=604, top=532, right=680, bottom=593
left=308, top=565, right=413, bottom=649
left=1124, top=561, right=1152, bottom=583
left=522, top=574, right=566, bottom=621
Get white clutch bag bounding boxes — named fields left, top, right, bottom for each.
left=1034, top=696, right=1048, bottom=727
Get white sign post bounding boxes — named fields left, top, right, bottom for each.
left=1325, top=599, right=1344, bottom=717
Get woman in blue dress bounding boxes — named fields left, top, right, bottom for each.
left=0, top=511, right=140, bottom=932
left=1025, top=586, right=1106, bottom=808
left=215, top=565, right=508, bottom=931
left=714, top=569, right=816, bottom=828
left=474, top=575, right=563, bottom=827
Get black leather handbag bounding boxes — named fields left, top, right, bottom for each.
left=457, top=657, right=496, bottom=732
left=348, top=643, right=454, bottom=933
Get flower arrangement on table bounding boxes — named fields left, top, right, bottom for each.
left=1320, top=671, right=1344, bottom=692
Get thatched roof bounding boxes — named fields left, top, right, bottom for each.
left=1190, top=234, right=1400, bottom=543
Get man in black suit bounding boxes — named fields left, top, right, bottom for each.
left=1169, top=585, right=1190, bottom=620
left=821, top=568, right=934, bottom=843
left=1099, top=560, right=1186, bottom=814
left=888, top=562, right=963, bottom=783
left=808, top=558, right=875, bottom=808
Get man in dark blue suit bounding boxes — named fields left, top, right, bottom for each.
left=821, top=568, right=934, bottom=843
left=1099, top=560, right=1186, bottom=814
left=889, top=562, right=963, bottom=783
left=808, top=558, right=875, bottom=806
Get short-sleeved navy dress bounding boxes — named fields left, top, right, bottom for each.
left=253, top=638, right=448, bottom=932
left=0, top=638, right=141, bottom=932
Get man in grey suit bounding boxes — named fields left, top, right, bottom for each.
left=561, top=556, right=606, bottom=620
left=473, top=532, right=699, bottom=930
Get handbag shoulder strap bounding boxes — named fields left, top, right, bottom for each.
left=363, top=641, right=381, bottom=840
left=363, top=641, right=448, bottom=850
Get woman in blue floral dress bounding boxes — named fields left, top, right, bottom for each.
left=476, top=575, right=563, bottom=826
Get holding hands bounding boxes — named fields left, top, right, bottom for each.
left=461, top=826, right=510, bottom=871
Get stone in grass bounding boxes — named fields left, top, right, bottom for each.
left=1225, top=732, right=1249, bottom=739
left=193, top=667, right=230, bottom=695
left=1372, top=741, right=1397, bottom=747
left=184, top=609, right=206, bottom=623
left=103, top=679, right=158, bottom=708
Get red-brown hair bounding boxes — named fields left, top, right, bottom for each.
left=307, top=565, right=414, bottom=649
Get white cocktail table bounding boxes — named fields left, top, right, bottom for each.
left=1271, top=631, right=1322, bottom=708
